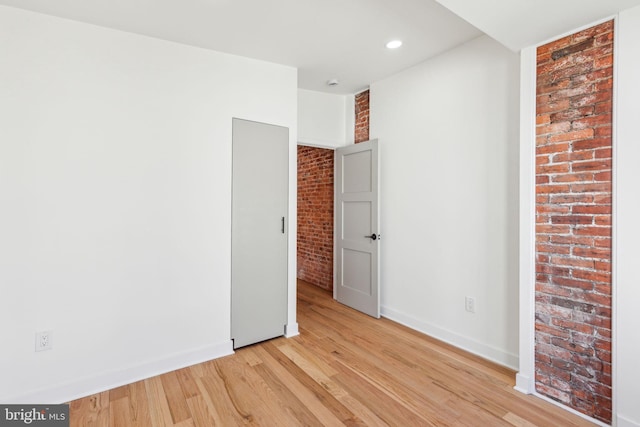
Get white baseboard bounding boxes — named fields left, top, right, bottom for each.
left=285, top=322, right=299, bottom=338
left=514, top=372, right=534, bottom=394
left=381, top=306, right=519, bottom=370
left=6, top=340, right=234, bottom=404
left=618, top=415, right=640, bottom=427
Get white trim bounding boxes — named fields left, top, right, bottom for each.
left=297, top=138, right=347, bottom=149
left=514, top=373, right=534, bottom=395
left=382, top=306, right=519, bottom=370
left=516, top=44, right=537, bottom=395
left=612, top=14, right=620, bottom=427
left=285, top=322, right=299, bottom=338
left=4, top=341, right=233, bottom=404
left=533, top=392, right=612, bottom=427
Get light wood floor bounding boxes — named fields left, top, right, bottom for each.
left=70, top=280, right=594, bottom=426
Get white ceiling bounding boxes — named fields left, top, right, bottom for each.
left=1, top=0, right=639, bottom=94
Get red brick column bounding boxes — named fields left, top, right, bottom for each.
left=297, top=145, right=334, bottom=290
left=355, top=90, right=370, bottom=143
left=535, top=21, right=613, bottom=423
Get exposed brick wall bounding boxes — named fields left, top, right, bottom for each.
left=535, top=21, right=613, bottom=424
left=355, top=90, right=370, bottom=143
left=297, top=145, right=334, bottom=290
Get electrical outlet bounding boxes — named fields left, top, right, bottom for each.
left=35, top=331, right=52, bottom=352
left=465, top=297, right=476, bottom=313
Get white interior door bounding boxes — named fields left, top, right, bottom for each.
left=334, top=139, right=380, bottom=318
left=231, top=118, right=288, bottom=349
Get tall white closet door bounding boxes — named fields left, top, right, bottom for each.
left=231, top=118, right=288, bottom=349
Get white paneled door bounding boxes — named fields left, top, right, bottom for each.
left=334, top=139, right=380, bottom=318
left=231, top=118, right=288, bottom=349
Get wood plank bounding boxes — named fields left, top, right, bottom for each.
left=211, top=349, right=305, bottom=426
left=236, top=346, right=263, bottom=367
left=109, top=385, right=129, bottom=402
left=144, top=376, right=174, bottom=427
left=172, top=419, right=194, bottom=427
left=175, top=367, right=200, bottom=399
left=127, top=380, right=153, bottom=427
left=261, top=340, right=366, bottom=425
left=188, top=362, right=205, bottom=379
left=70, top=391, right=109, bottom=427
left=276, top=343, right=386, bottom=426
left=250, top=345, right=344, bottom=426
left=186, top=392, right=222, bottom=427
left=279, top=339, right=338, bottom=377
left=330, top=355, right=438, bottom=426
left=503, top=411, right=538, bottom=427
left=195, top=366, right=249, bottom=425
left=109, top=396, right=132, bottom=427
left=160, top=371, right=191, bottom=424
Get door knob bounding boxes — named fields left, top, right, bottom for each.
left=365, top=233, right=379, bottom=241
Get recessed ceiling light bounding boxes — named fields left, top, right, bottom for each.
left=385, top=40, right=403, bottom=49
left=327, top=78, right=339, bottom=86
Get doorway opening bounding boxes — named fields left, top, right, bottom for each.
left=296, top=145, right=334, bottom=292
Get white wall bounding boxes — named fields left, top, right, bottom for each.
left=0, top=5, right=297, bottom=403
left=370, top=35, right=520, bottom=368
left=615, top=7, right=640, bottom=427
left=298, top=89, right=354, bottom=148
